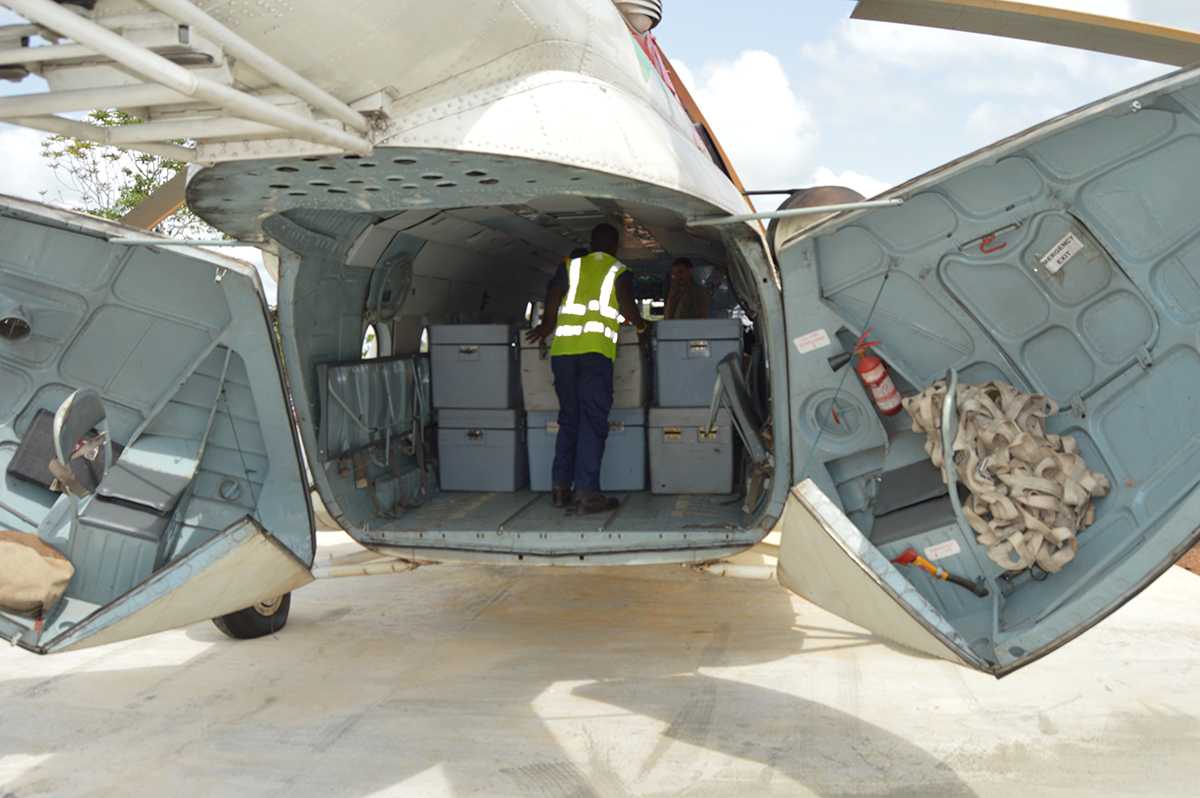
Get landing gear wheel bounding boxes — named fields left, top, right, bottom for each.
left=212, top=593, right=291, bottom=640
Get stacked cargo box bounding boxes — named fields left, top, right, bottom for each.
left=434, top=320, right=742, bottom=496
left=521, top=327, right=648, bottom=492
left=429, top=325, right=527, bottom=491
left=649, top=319, right=742, bottom=494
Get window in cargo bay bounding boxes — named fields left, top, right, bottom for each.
left=361, top=323, right=392, bottom=360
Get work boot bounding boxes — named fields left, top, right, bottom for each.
left=575, top=491, right=619, bottom=516
left=551, top=484, right=573, bottom=509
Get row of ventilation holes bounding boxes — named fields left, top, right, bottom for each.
left=257, top=154, right=586, bottom=198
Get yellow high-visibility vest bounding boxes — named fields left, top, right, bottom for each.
left=550, top=252, right=627, bottom=360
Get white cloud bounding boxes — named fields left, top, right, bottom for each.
left=811, top=167, right=891, bottom=199
left=791, top=0, right=1179, bottom=188
left=674, top=50, right=818, bottom=191
left=964, top=100, right=1063, bottom=145
left=0, top=124, right=78, bottom=206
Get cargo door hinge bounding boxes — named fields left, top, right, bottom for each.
left=1069, top=395, right=1087, bottom=419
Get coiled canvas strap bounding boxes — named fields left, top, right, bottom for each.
left=903, top=380, right=1110, bottom=574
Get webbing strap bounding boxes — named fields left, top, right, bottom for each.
left=903, top=380, right=1111, bottom=574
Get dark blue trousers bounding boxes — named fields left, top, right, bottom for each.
left=550, top=353, right=613, bottom=492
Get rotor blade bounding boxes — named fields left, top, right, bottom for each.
left=120, top=170, right=187, bottom=230
left=851, top=0, right=1200, bottom=66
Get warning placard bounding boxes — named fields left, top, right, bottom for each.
left=1039, top=232, right=1085, bottom=275
left=924, top=539, right=962, bottom=561
left=793, top=329, right=831, bottom=354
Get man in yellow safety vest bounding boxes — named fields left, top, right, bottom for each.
left=527, top=223, right=648, bottom=514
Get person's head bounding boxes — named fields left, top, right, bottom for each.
left=590, top=223, right=620, bottom=256
left=670, top=257, right=694, bottom=285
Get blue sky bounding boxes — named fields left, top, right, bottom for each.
left=657, top=0, right=1200, bottom=197
left=3, top=1, right=1200, bottom=205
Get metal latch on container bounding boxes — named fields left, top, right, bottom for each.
left=698, top=427, right=720, bottom=442
left=663, top=427, right=682, bottom=442
left=546, top=421, right=560, bottom=433
left=688, top=340, right=711, bottom=358
left=466, top=429, right=484, bottom=441
left=458, top=345, right=480, bottom=361
left=609, top=421, right=625, bottom=432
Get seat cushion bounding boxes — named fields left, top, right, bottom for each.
left=8, top=409, right=123, bottom=493
left=94, top=435, right=201, bottom=514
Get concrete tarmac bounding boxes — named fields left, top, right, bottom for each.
left=1, top=533, right=1199, bottom=797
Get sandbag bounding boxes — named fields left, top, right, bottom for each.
left=0, top=531, right=74, bottom=616
left=902, top=380, right=1110, bottom=574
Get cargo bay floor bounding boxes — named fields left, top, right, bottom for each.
left=373, top=490, right=745, bottom=534
left=1, top=531, right=1198, bottom=797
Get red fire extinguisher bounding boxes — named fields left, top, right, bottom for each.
left=854, top=327, right=902, bottom=416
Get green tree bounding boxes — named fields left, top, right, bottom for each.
left=39, top=109, right=214, bottom=238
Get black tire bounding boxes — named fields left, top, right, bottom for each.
left=212, top=593, right=291, bottom=640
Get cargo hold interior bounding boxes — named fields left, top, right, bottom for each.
left=267, top=188, right=780, bottom=560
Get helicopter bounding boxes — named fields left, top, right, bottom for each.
left=0, top=0, right=1197, bottom=678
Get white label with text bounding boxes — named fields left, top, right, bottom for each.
left=924, top=539, right=962, bottom=561
left=793, top=328, right=831, bottom=354
left=1040, top=232, right=1085, bottom=275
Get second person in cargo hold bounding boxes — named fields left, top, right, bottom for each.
left=527, top=224, right=648, bottom=514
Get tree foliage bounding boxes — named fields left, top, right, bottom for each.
left=39, top=109, right=215, bottom=238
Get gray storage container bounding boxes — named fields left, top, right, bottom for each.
left=648, top=407, right=734, bottom=495
left=437, top=409, right=527, bottom=492
left=526, top=408, right=646, bottom=492
left=520, top=327, right=648, bottom=411
left=429, top=324, right=521, bottom=409
left=653, top=319, right=743, bottom=408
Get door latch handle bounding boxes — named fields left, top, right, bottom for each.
left=979, top=234, right=1007, bottom=254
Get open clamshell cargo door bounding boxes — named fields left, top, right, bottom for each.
left=39, top=519, right=312, bottom=653
left=777, top=481, right=987, bottom=669
left=0, top=196, right=314, bottom=654
left=773, top=65, right=1200, bottom=676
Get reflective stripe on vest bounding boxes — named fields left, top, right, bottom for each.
left=597, top=265, right=621, bottom=320
left=551, top=252, right=626, bottom=359
left=561, top=257, right=587, bottom=316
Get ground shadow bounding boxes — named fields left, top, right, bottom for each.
left=0, top=564, right=974, bottom=797
left=575, top=674, right=975, bottom=796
